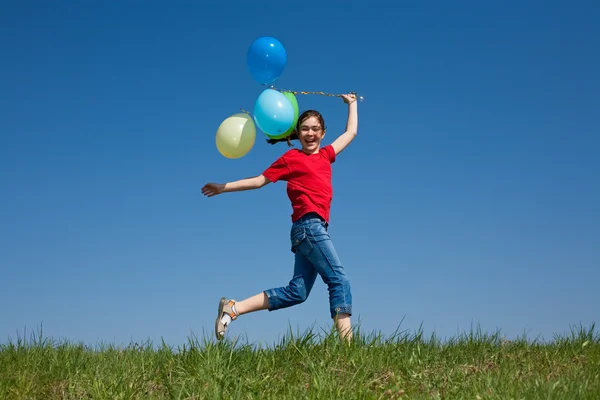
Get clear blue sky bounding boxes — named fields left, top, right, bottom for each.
left=1, top=1, right=598, bottom=348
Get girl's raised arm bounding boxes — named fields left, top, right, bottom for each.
left=331, top=93, right=358, bottom=155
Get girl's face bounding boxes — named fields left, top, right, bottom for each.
left=298, top=116, right=325, bottom=154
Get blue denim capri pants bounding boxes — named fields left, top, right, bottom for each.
left=264, top=212, right=352, bottom=319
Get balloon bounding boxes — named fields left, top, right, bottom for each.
left=266, top=91, right=299, bottom=139
left=215, top=113, right=256, bottom=159
left=253, top=89, right=295, bottom=137
left=247, top=37, right=287, bottom=85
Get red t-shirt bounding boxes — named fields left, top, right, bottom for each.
left=262, top=145, right=336, bottom=223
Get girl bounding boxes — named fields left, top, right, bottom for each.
left=202, top=93, right=358, bottom=341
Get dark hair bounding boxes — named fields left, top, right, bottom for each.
left=266, top=110, right=326, bottom=146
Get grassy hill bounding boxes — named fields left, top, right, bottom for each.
left=1, top=324, right=598, bottom=399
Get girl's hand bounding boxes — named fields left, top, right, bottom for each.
left=341, top=93, right=357, bottom=105
left=202, top=183, right=225, bottom=197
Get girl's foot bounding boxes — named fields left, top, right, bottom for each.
left=215, top=297, right=238, bottom=339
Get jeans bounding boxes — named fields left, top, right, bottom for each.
left=265, top=213, right=352, bottom=319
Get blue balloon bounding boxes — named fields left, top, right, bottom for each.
left=247, top=37, right=287, bottom=85
left=253, top=89, right=295, bottom=136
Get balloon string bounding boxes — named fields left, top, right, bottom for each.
left=240, top=88, right=363, bottom=115
left=268, top=86, right=364, bottom=102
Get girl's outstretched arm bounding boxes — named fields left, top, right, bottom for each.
left=331, top=93, right=358, bottom=155
left=202, top=174, right=270, bottom=197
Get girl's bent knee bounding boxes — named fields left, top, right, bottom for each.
left=288, top=275, right=308, bottom=303
left=288, top=286, right=307, bottom=304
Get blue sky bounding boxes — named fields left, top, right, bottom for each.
left=1, top=1, right=598, bottom=348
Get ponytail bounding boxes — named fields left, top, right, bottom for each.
left=266, top=131, right=298, bottom=147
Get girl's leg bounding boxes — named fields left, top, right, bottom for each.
left=299, top=220, right=353, bottom=341
left=216, top=251, right=318, bottom=339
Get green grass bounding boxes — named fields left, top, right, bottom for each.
left=1, top=323, right=598, bottom=399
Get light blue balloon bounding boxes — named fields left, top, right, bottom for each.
left=253, top=89, right=295, bottom=136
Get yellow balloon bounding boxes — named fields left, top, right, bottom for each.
left=215, top=113, right=256, bottom=159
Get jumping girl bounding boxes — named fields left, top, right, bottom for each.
left=202, top=93, right=358, bottom=341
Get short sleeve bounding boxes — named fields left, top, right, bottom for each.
left=262, top=154, right=291, bottom=182
left=322, top=145, right=336, bottom=164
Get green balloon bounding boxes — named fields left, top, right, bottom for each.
left=265, top=91, right=299, bottom=139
